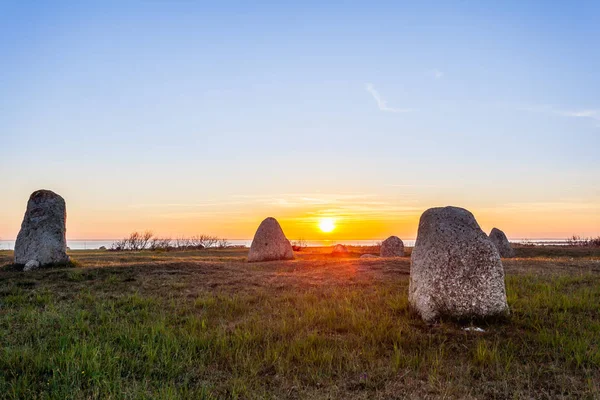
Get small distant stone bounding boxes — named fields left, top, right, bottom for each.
left=247, top=217, right=294, bottom=262
left=463, top=327, right=485, bottom=332
left=489, top=228, right=515, bottom=258
left=23, top=260, right=40, bottom=272
left=409, top=206, right=509, bottom=322
left=99, top=246, right=107, bottom=250
left=332, top=244, right=348, bottom=254
left=380, top=236, right=405, bottom=257
left=14, top=190, right=69, bottom=268
left=360, top=254, right=378, bottom=259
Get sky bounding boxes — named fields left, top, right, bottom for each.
left=0, top=1, right=599, bottom=240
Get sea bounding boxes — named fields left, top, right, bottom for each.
left=0, top=238, right=571, bottom=250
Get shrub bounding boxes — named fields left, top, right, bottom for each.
left=149, top=237, right=172, bottom=251
left=566, top=235, right=600, bottom=247
left=111, top=232, right=230, bottom=251
left=110, top=231, right=154, bottom=251
left=291, top=238, right=307, bottom=252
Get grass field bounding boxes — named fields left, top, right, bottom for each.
left=1, top=246, right=600, bottom=399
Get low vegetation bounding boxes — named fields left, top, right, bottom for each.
left=110, top=231, right=230, bottom=252
left=0, top=246, right=599, bottom=399
left=566, top=235, right=600, bottom=247
left=291, top=238, right=308, bottom=251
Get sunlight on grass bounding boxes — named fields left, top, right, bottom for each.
left=0, top=250, right=599, bottom=398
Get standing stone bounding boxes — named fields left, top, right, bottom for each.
left=332, top=244, right=348, bottom=254
left=360, top=254, right=378, bottom=259
left=489, top=228, right=515, bottom=258
left=409, top=206, right=509, bottom=322
left=14, top=190, right=69, bottom=267
left=247, top=217, right=294, bottom=262
left=380, top=236, right=405, bottom=257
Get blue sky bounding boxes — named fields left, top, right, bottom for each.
left=1, top=1, right=598, bottom=239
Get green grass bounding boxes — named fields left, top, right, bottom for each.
left=0, top=248, right=599, bottom=399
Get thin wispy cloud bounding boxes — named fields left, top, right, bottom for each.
left=559, top=109, right=600, bottom=120
left=234, top=193, right=420, bottom=221
left=430, top=69, right=444, bottom=79
left=386, top=184, right=450, bottom=188
left=128, top=201, right=244, bottom=208
left=286, top=205, right=421, bottom=223
left=157, top=210, right=246, bottom=219
left=482, top=201, right=598, bottom=213
left=233, top=193, right=377, bottom=203
left=520, top=104, right=600, bottom=127
left=365, top=83, right=413, bottom=113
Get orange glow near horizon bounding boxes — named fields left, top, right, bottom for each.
left=0, top=191, right=598, bottom=241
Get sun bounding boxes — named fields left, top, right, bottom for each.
left=318, top=218, right=336, bottom=233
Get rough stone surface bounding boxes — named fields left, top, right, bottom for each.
left=360, top=254, right=378, bottom=259
left=247, top=217, right=294, bottom=262
left=332, top=244, right=348, bottom=254
left=14, top=190, right=69, bottom=267
left=23, top=260, right=40, bottom=272
left=489, top=228, right=515, bottom=258
left=380, top=236, right=405, bottom=257
left=409, top=206, right=509, bottom=322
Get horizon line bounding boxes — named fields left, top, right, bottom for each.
left=0, top=237, right=585, bottom=241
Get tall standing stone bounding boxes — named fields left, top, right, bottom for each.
left=409, top=206, right=509, bottom=322
left=14, top=190, right=69, bottom=268
left=489, top=228, right=515, bottom=258
left=380, top=236, right=405, bottom=257
left=247, top=217, right=294, bottom=262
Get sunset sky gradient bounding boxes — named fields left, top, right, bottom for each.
left=1, top=1, right=598, bottom=240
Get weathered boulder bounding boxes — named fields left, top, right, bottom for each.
left=380, top=236, right=405, bottom=257
left=332, top=244, right=348, bottom=254
left=99, top=246, right=107, bottom=250
left=247, top=217, right=294, bottom=262
left=489, top=228, right=515, bottom=258
left=14, top=190, right=69, bottom=267
left=409, top=206, right=508, bottom=322
left=360, top=254, right=378, bottom=259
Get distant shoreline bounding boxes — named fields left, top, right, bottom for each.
left=0, top=238, right=580, bottom=250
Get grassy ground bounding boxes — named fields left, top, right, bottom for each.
left=1, top=246, right=599, bottom=399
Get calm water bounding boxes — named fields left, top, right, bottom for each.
left=0, top=238, right=571, bottom=250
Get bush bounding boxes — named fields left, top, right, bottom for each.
left=111, top=232, right=229, bottom=251
left=190, top=235, right=219, bottom=249
left=149, top=237, right=172, bottom=251
left=291, top=238, right=307, bottom=252
left=566, top=235, right=600, bottom=247
left=110, top=231, right=153, bottom=251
